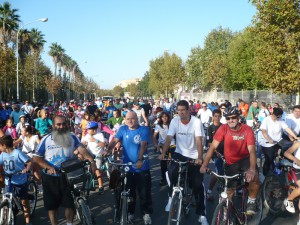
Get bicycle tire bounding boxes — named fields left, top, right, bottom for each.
left=27, top=180, right=37, bottom=216
left=182, top=183, right=193, bottom=217
left=120, top=196, right=128, bottom=225
left=77, top=198, right=93, bottom=225
left=0, top=200, right=14, bottom=225
left=211, top=200, right=230, bottom=225
left=167, top=192, right=182, bottom=225
left=262, top=175, right=285, bottom=215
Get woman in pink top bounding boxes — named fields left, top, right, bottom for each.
left=3, top=118, right=17, bottom=139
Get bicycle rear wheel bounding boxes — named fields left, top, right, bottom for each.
left=77, top=198, right=93, bottom=225
left=27, top=180, right=37, bottom=216
left=211, top=201, right=230, bottom=225
left=0, top=200, right=14, bottom=225
left=262, top=175, right=285, bottom=215
left=167, top=192, right=182, bottom=225
left=120, top=196, right=128, bottom=225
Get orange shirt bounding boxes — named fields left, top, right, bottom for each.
left=238, top=103, right=249, bottom=118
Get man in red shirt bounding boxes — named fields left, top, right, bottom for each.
left=200, top=106, right=259, bottom=215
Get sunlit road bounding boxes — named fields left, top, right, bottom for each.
left=14, top=150, right=298, bottom=225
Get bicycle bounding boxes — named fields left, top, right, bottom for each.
left=209, top=170, right=263, bottom=225
left=0, top=171, right=37, bottom=225
left=107, top=156, right=147, bottom=225
left=262, top=157, right=299, bottom=215
left=53, top=158, right=94, bottom=225
left=167, top=158, right=194, bottom=225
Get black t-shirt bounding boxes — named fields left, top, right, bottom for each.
left=141, top=104, right=152, bottom=117
left=207, top=123, right=224, bottom=155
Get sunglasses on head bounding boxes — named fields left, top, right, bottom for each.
left=225, top=116, right=238, bottom=120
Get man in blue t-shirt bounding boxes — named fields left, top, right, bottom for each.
left=33, top=115, right=96, bottom=225
left=104, top=111, right=153, bottom=224
left=10, top=104, right=25, bottom=126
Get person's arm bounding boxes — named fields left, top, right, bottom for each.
left=76, top=145, right=95, bottom=162
left=136, top=141, right=148, bottom=169
left=284, top=142, right=300, bottom=166
left=158, top=135, right=172, bottom=160
left=285, top=127, right=299, bottom=141
left=261, top=129, right=273, bottom=144
left=195, top=136, right=203, bottom=165
left=23, top=160, right=32, bottom=173
left=153, top=131, right=159, bottom=151
left=200, top=139, right=220, bottom=173
left=246, top=145, right=257, bottom=182
left=12, top=128, right=17, bottom=139
left=102, top=137, right=120, bottom=155
left=13, top=137, right=23, bottom=147
left=141, top=110, right=148, bottom=125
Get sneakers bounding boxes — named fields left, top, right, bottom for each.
left=284, top=198, right=295, bottom=213
left=246, top=201, right=257, bottom=215
left=206, top=192, right=214, bottom=201
left=98, top=186, right=104, bottom=195
left=165, top=197, right=172, bottom=212
left=128, top=213, right=134, bottom=223
left=198, top=215, right=209, bottom=225
left=143, top=214, right=152, bottom=225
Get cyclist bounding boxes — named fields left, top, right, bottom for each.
left=33, top=115, right=96, bottom=225
left=132, top=101, right=148, bottom=126
left=103, top=111, right=153, bottom=225
left=82, top=121, right=107, bottom=195
left=283, top=141, right=300, bottom=217
left=153, top=112, right=175, bottom=185
left=0, top=135, right=33, bottom=225
left=3, top=118, right=17, bottom=140
left=105, top=100, right=117, bottom=119
left=260, top=107, right=299, bottom=176
left=158, top=100, right=208, bottom=225
left=16, top=115, right=26, bottom=137
left=206, top=109, right=224, bottom=200
left=10, top=104, right=25, bottom=126
left=35, top=109, right=52, bottom=137
left=246, top=100, right=260, bottom=128
left=200, top=106, right=260, bottom=215
left=283, top=105, right=300, bottom=141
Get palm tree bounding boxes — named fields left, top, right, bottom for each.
left=48, top=42, right=64, bottom=77
left=0, top=1, right=20, bottom=99
left=29, top=28, right=46, bottom=100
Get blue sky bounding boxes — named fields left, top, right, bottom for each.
left=8, top=0, right=256, bottom=89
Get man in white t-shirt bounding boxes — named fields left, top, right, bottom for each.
left=283, top=105, right=300, bottom=140
left=132, top=101, right=148, bottom=126
left=158, top=100, right=208, bottom=225
left=74, top=105, right=84, bottom=125
left=260, top=108, right=299, bottom=176
left=197, top=102, right=212, bottom=124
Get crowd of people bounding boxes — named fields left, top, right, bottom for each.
left=0, top=97, right=299, bottom=225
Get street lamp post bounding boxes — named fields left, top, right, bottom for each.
left=16, top=18, right=48, bottom=101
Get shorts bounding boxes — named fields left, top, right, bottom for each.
left=224, top=156, right=258, bottom=188
left=42, top=173, right=74, bottom=210
left=7, top=183, right=28, bottom=200
left=95, top=155, right=103, bottom=170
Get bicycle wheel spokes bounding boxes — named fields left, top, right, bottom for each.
left=27, top=181, right=37, bottom=215
left=211, top=201, right=229, bottom=225
left=168, top=193, right=182, bottom=225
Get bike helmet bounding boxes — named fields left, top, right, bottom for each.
left=86, top=121, right=98, bottom=130
left=223, top=106, right=240, bottom=117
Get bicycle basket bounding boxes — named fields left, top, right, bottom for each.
left=61, top=158, right=87, bottom=186
left=109, top=169, right=121, bottom=189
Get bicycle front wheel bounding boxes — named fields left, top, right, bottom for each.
left=168, top=192, right=182, bottom=225
left=0, top=200, right=14, bottom=225
left=120, top=196, right=128, bottom=225
left=262, top=175, right=285, bottom=215
left=77, top=198, right=93, bottom=225
left=27, top=180, right=37, bottom=216
left=211, top=201, right=229, bottom=225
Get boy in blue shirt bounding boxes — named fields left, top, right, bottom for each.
left=0, top=135, right=32, bottom=225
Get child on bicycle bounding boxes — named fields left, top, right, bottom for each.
left=82, top=121, right=107, bottom=195
left=0, top=135, right=32, bottom=225
left=283, top=140, right=300, bottom=217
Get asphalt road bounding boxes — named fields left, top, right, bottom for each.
left=14, top=150, right=299, bottom=225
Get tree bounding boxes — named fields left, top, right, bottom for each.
left=136, top=71, right=153, bottom=97
left=149, top=51, right=185, bottom=96
left=112, top=85, right=124, bottom=97
left=0, top=1, right=20, bottom=99
left=251, top=0, right=300, bottom=94
left=227, top=27, right=266, bottom=90
left=48, top=42, right=65, bottom=77
left=45, top=76, right=62, bottom=102
left=201, top=26, right=234, bottom=91
left=125, top=83, right=138, bottom=97
left=185, top=47, right=204, bottom=89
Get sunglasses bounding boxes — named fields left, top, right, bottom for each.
left=221, top=107, right=226, bottom=109
left=56, top=123, right=67, bottom=126
left=225, top=116, right=238, bottom=120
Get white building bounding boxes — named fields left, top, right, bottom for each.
left=116, top=78, right=141, bottom=88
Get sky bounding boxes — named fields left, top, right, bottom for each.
left=7, top=0, right=257, bottom=89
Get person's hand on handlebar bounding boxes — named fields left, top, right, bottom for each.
left=200, top=164, right=208, bottom=173
left=195, top=158, right=203, bottom=166
left=158, top=153, right=165, bottom=160
left=46, top=166, right=56, bottom=175
left=136, top=159, right=143, bottom=169
left=246, top=169, right=256, bottom=182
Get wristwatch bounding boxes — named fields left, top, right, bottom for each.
left=95, top=140, right=100, bottom=144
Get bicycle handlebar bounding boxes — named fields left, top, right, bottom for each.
left=207, top=169, right=242, bottom=180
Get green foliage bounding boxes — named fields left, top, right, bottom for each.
left=185, top=47, right=204, bottom=89
left=149, top=51, right=185, bottom=96
left=125, top=83, right=138, bottom=97
left=112, top=85, right=124, bottom=97
left=251, top=0, right=300, bottom=94
left=136, top=71, right=153, bottom=97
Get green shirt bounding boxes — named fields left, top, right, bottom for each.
left=105, top=117, right=123, bottom=126
left=246, top=106, right=260, bottom=120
